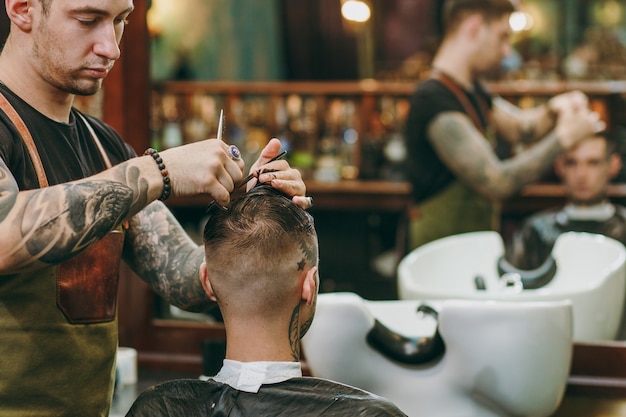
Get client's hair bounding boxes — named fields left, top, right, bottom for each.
left=203, top=185, right=317, bottom=316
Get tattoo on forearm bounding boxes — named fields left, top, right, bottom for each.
left=124, top=202, right=209, bottom=311
left=519, top=121, right=536, bottom=144
left=431, top=113, right=562, bottom=199
left=432, top=116, right=490, bottom=185
left=0, top=158, right=170, bottom=270
left=22, top=181, right=132, bottom=263
left=110, top=164, right=151, bottom=210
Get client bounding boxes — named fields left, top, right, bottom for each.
left=126, top=185, right=407, bottom=416
left=506, top=131, right=626, bottom=269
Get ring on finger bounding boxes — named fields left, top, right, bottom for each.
left=227, top=145, right=241, bottom=161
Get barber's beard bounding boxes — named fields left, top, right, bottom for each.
left=41, top=63, right=103, bottom=96
left=71, top=79, right=104, bottom=96
left=32, top=33, right=103, bottom=96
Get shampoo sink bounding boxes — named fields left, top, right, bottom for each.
left=302, top=292, right=573, bottom=417
left=398, top=231, right=626, bottom=341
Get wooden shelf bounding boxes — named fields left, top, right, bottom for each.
left=154, top=79, right=626, bottom=97
left=490, top=80, right=626, bottom=96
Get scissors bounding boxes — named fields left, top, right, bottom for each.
left=208, top=109, right=287, bottom=211
left=216, top=109, right=224, bottom=142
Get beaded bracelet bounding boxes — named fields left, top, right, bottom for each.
left=144, top=148, right=171, bottom=201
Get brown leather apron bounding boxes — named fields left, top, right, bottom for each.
left=0, top=95, right=124, bottom=323
left=0, top=93, right=124, bottom=416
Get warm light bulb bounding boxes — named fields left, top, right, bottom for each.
left=341, top=0, right=371, bottom=23
left=509, top=11, right=534, bottom=32
left=509, top=12, right=534, bottom=32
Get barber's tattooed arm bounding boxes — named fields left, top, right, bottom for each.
left=0, top=156, right=162, bottom=274
left=428, top=112, right=562, bottom=200
left=491, top=96, right=557, bottom=145
left=122, top=201, right=212, bottom=312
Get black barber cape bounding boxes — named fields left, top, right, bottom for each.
left=126, top=377, right=407, bottom=417
left=507, top=204, right=626, bottom=270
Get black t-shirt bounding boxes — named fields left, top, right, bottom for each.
left=0, top=83, right=136, bottom=190
left=126, top=377, right=408, bottom=417
left=404, top=78, right=493, bottom=203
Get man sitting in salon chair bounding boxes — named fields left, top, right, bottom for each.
left=505, top=131, right=626, bottom=271
left=126, top=185, right=407, bottom=417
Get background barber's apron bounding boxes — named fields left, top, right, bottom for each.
left=408, top=70, right=499, bottom=250
left=409, top=181, right=498, bottom=250
left=0, top=95, right=124, bottom=417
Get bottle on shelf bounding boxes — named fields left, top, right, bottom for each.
left=340, top=100, right=359, bottom=180
left=160, top=94, right=184, bottom=150
left=183, top=93, right=216, bottom=143
left=314, top=98, right=344, bottom=182
left=285, top=94, right=317, bottom=179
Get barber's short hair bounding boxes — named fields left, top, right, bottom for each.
left=441, top=0, right=516, bottom=34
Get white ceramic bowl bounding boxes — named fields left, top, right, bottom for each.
left=398, top=231, right=626, bottom=341
left=302, top=292, right=573, bottom=417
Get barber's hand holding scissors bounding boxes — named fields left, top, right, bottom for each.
left=247, top=138, right=311, bottom=209
left=156, top=138, right=310, bottom=209
left=158, top=139, right=245, bottom=206
left=547, top=90, right=589, bottom=116
left=208, top=110, right=311, bottom=209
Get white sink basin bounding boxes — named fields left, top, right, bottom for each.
left=302, top=292, right=573, bottom=417
left=398, top=231, right=626, bottom=341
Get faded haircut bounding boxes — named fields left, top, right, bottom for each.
left=441, top=0, right=516, bottom=35
left=202, top=185, right=318, bottom=311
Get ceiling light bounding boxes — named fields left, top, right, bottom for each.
left=341, top=0, right=371, bottom=23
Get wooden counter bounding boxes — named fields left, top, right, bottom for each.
left=504, top=183, right=626, bottom=213
left=306, top=180, right=412, bottom=211
left=167, top=180, right=414, bottom=211
left=167, top=180, right=626, bottom=211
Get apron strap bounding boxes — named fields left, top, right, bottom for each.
left=429, top=69, right=489, bottom=135
left=76, top=112, right=113, bottom=169
left=0, top=92, right=113, bottom=189
left=0, top=92, right=49, bottom=187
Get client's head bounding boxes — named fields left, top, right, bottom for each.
left=554, top=131, right=621, bottom=205
left=200, top=185, right=319, bottom=342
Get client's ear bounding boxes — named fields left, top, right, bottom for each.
left=199, top=262, right=217, bottom=301
left=609, top=154, right=622, bottom=179
left=301, top=266, right=318, bottom=306
left=554, top=155, right=565, bottom=179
